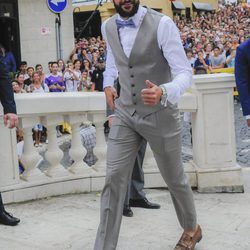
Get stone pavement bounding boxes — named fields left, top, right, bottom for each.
left=1, top=168, right=250, bottom=250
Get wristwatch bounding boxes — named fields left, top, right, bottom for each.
left=160, top=85, right=168, bottom=105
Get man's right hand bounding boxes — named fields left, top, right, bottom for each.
left=104, top=86, right=118, bottom=111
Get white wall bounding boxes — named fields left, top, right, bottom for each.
left=18, top=0, right=74, bottom=72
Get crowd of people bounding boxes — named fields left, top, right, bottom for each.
left=176, top=3, right=249, bottom=73
left=4, top=3, right=248, bottom=97
left=9, top=36, right=107, bottom=95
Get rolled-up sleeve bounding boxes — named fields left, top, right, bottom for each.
left=101, top=21, right=119, bottom=89
left=158, top=17, right=192, bottom=105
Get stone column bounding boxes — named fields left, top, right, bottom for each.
left=191, top=73, right=244, bottom=192
left=0, top=119, right=19, bottom=188
left=87, top=112, right=107, bottom=174
left=41, top=115, right=69, bottom=178
left=19, top=117, right=46, bottom=181
left=65, top=114, right=92, bottom=176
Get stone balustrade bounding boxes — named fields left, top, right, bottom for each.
left=0, top=74, right=244, bottom=203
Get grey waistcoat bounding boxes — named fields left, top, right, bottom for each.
left=106, top=8, right=172, bottom=117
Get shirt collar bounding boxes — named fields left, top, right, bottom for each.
left=117, top=5, right=147, bottom=28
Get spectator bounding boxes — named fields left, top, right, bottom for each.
left=24, top=67, right=34, bottom=87
left=35, top=64, right=45, bottom=83
left=210, top=46, right=225, bottom=69
left=12, top=80, right=26, bottom=94
left=0, top=43, right=16, bottom=76
left=73, top=59, right=82, bottom=90
left=18, top=61, right=29, bottom=80
left=45, top=62, right=65, bottom=92
left=194, top=50, right=211, bottom=74
left=226, top=49, right=236, bottom=68
left=79, top=70, right=93, bottom=91
left=58, top=59, right=65, bottom=76
left=30, top=71, right=49, bottom=93
left=16, top=73, right=27, bottom=91
left=91, top=58, right=105, bottom=91
left=186, top=49, right=195, bottom=68
left=64, top=61, right=78, bottom=92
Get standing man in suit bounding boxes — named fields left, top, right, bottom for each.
left=235, top=38, right=250, bottom=127
left=108, top=80, right=160, bottom=217
left=0, top=49, right=20, bottom=226
left=94, top=1, right=202, bottom=250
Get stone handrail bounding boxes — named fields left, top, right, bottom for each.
left=0, top=74, right=244, bottom=203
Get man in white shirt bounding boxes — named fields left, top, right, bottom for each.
left=94, top=1, right=202, bottom=250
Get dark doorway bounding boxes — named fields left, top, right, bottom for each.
left=186, top=7, right=191, bottom=19
left=0, top=0, right=20, bottom=69
left=73, top=10, right=102, bottom=39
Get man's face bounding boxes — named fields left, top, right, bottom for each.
left=52, top=64, right=58, bottom=74
left=113, top=0, right=140, bottom=18
left=214, top=48, right=220, bottom=56
left=20, top=64, right=27, bottom=72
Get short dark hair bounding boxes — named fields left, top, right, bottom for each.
left=35, top=64, right=42, bottom=70
left=214, top=46, right=220, bottom=50
left=20, top=61, right=27, bottom=66
left=27, top=66, right=34, bottom=71
left=51, top=61, right=58, bottom=67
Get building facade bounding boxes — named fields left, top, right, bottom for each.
left=0, top=0, right=219, bottom=69
left=0, top=0, right=74, bottom=71
left=73, top=0, right=219, bottom=21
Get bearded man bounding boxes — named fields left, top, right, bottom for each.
left=94, top=1, right=202, bottom=249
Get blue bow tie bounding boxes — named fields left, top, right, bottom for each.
left=115, top=19, right=136, bottom=29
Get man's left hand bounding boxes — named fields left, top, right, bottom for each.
left=4, top=113, right=18, bottom=129
left=247, top=119, right=250, bottom=127
left=141, top=80, right=162, bottom=106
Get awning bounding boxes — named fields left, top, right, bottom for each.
left=172, top=1, right=186, bottom=10
left=192, top=2, right=214, bottom=11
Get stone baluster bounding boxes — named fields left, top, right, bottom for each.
left=19, top=117, right=47, bottom=181
left=41, top=115, right=69, bottom=178
left=87, top=112, right=107, bottom=174
left=0, top=119, right=20, bottom=187
left=191, top=74, right=244, bottom=192
left=65, top=114, right=92, bottom=176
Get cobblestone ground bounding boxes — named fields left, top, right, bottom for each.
left=181, top=102, right=250, bottom=167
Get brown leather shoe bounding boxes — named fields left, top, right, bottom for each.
left=174, top=225, right=202, bottom=250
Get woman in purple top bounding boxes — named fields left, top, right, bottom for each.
left=45, top=62, right=65, bottom=92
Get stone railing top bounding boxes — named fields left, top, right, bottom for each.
left=0, top=74, right=236, bottom=116
left=192, top=73, right=235, bottom=90
left=1, top=92, right=106, bottom=116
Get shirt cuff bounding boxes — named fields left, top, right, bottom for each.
left=160, top=82, right=180, bottom=106
left=246, top=115, right=250, bottom=120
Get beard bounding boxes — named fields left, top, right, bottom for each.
left=113, top=0, right=140, bottom=18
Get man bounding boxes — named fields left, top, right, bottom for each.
left=91, top=58, right=105, bottom=92
left=235, top=38, right=250, bottom=127
left=94, top=1, right=202, bottom=250
left=0, top=48, right=20, bottom=226
left=108, top=80, right=160, bottom=217
left=210, top=46, right=225, bottom=69
left=45, top=62, right=65, bottom=92
left=18, top=61, right=29, bottom=80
